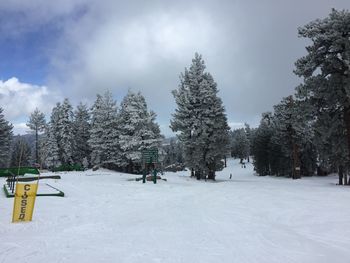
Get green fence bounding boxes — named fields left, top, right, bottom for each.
left=52, top=164, right=83, bottom=172
left=0, top=167, right=40, bottom=177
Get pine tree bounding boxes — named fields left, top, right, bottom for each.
left=0, top=107, right=13, bottom=168
left=271, top=96, right=302, bottom=178
left=38, top=132, right=48, bottom=167
left=100, top=91, right=119, bottom=168
left=42, top=125, right=61, bottom=169
left=89, top=95, right=105, bottom=166
left=230, top=128, right=250, bottom=162
left=73, top=103, right=91, bottom=165
left=171, top=53, right=230, bottom=180
left=26, top=108, right=46, bottom=164
left=10, top=138, right=32, bottom=167
left=163, top=138, right=184, bottom=167
left=48, top=99, right=75, bottom=166
left=58, top=98, right=75, bottom=165
left=252, top=96, right=318, bottom=178
left=252, top=97, right=317, bottom=178
left=291, top=94, right=318, bottom=177
left=88, top=91, right=119, bottom=168
left=251, top=113, right=273, bottom=176
left=312, top=108, right=348, bottom=183
left=82, top=157, right=89, bottom=170
left=244, top=123, right=252, bottom=162
left=118, top=90, right=162, bottom=172
left=294, top=9, right=350, bottom=181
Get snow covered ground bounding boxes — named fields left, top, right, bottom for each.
left=1, top=159, right=350, bottom=263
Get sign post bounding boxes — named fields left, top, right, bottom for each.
left=141, top=148, right=159, bottom=184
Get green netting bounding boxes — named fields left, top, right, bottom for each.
left=52, top=164, right=83, bottom=172
left=0, top=167, right=40, bottom=177
left=3, top=184, right=65, bottom=198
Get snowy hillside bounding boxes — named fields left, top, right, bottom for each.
left=1, top=159, right=350, bottom=263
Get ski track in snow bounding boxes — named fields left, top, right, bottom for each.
left=1, top=159, right=350, bottom=263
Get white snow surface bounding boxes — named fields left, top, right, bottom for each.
left=1, top=159, right=350, bottom=263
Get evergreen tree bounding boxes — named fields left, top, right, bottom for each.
left=244, top=123, right=252, bottom=162
left=89, top=95, right=105, bottom=166
left=10, top=138, right=32, bottom=167
left=0, top=107, right=13, bottom=168
left=312, top=107, right=348, bottom=183
left=42, top=125, right=61, bottom=169
left=251, top=113, right=273, bottom=176
left=100, top=91, right=120, bottom=168
left=171, top=53, right=230, bottom=180
left=50, top=99, right=75, bottom=165
left=294, top=9, right=350, bottom=181
left=58, top=98, right=75, bottom=164
left=252, top=97, right=317, bottom=178
left=26, top=108, right=46, bottom=164
left=291, top=95, right=318, bottom=177
left=73, top=103, right=91, bottom=165
left=230, top=128, right=250, bottom=162
left=118, top=90, right=162, bottom=172
left=38, top=131, right=48, bottom=168
left=88, top=91, right=119, bottom=168
left=50, top=102, right=61, bottom=139
left=163, top=138, right=184, bottom=167
left=82, top=157, right=89, bottom=170
left=271, top=96, right=302, bottom=178
left=174, top=138, right=184, bottom=164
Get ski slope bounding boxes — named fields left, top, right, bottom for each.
left=1, top=159, right=350, bottom=263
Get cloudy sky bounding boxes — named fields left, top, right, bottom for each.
left=0, top=0, right=349, bottom=136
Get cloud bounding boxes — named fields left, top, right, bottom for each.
left=12, top=122, right=30, bottom=135
left=0, top=0, right=89, bottom=38
left=1, top=0, right=350, bottom=135
left=0, top=77, right=61, bottom=120
left=43, top=0, right=317, bottom=130
left=46, top=2, right=237, bottom=131
left=228, top=122, right=245, bottom=130
left=49, top=6, right=221, bottom=93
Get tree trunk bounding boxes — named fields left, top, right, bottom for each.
left=339, top=165, right=344, bottom=185
left=191, top=168, right=194, bottom=177
left=224, top=156, right=227, bottom=167
left=208, top=170, right=216, bottom=180
left=35, top=128, right=39, bottom=164
left=344, top=171, right=348, bottom=185
left=195, top=170, right=201, bottom=180
left=247, top=156, right=250, bottom=163
left=292, top=143, right=301, bottom=179
left=344, top=107, right=350, bottom=165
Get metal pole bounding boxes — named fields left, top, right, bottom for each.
left=11, top=175, right=15, bottom=193
left=153, top=167, right=157, bottom=184
left=142, top=164, right=146, bottom=183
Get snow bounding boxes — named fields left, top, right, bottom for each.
left=1, top=159, right=350, bottom=263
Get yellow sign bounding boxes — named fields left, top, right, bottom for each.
left=12, top=183, right=38, bottom=223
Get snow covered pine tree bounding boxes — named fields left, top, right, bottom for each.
left=73, top=103, right=91, bottom=166
left=118, top=90, right=162, bottom=173
left=294, top=9, right=350, bottom=184
left=88, top=91, right=119, bottom=168
left=0, top=107, right=13, bottom=167
left=26, top=108, right=46, bottom=164
left=171, top=53, right=230, bottom=180
left=42, top=122, right=61, bottom=169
